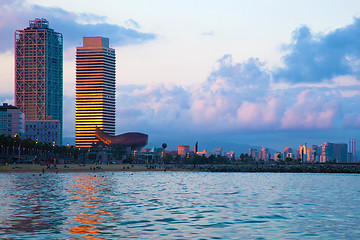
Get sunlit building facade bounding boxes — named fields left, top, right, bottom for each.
left=178, top=145, right=190, bottom=156
left=299, top=144, right=307, bottom=162
left=306, top=145, right=320, bottom=162
left=319, top=142, right=347, bottom=163
left=76, top=37, right=116, bottom=148
left=282, top=147, right=293, bottom=160
left=14, top=18, right=63, bottom=145
left=261, top=148, right=269, bottom=160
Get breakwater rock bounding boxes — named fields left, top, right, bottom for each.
left=198, top=164, right=360, bottom=173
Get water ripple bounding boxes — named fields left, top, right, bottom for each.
left=0, top=172, right=359, bottom=239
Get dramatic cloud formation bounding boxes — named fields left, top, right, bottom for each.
left=113, top=50, right=359, bottom=150
left=0, top=0, right=156, bottom=52
left=116, top=54, right=359, bottom=136
left=113, top=18, right=360, bottom=148
left=280, top=89, right=339, bottom=129
left=275, top=18, right=360, bottom=83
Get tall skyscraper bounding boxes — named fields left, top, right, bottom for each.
left=14, top=18, right=63, bottom=145
left=76, top=37, right=116, bottom=148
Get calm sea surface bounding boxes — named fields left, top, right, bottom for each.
left=0, top=171, right=359, bottom=239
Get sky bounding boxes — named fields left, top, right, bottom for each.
left=1, top=0, right=360, bottom=153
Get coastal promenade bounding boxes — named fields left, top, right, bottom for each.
left=1, top=163, right=360, bottom=173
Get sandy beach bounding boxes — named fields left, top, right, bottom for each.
left=0, top=163, right=189, bottom=173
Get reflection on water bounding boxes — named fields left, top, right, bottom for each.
left=67, top=175, right=110, bottom=239
left=0, top=172, right=360, bottom=239
left=0, top=174, right=67, bottom=235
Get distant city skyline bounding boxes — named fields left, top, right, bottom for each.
left=0, top=0, right=360, bottom=151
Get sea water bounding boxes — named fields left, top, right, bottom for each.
left=0, top=171, right=359, bottom=239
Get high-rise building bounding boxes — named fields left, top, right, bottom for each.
left=261, top=148, right=269, bottom=160
left=76, top=37, right=116, bottom=148
left=299, top=144, right=307, bottom=162
left=319, top=142, right=348, bottom=163
left=14, top=18, right=63, bottom=145
left=178, top=145, right=190, bottom=156
left=282, top=147, right=293, bottom=160
left=0, top=103, right=25, bottom=137
left=306, top=145, right=320, bottom=162
left=247, top=148, right=257, bottom=159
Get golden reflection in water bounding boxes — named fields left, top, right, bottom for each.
left=67, top=175, right=110, bottom=239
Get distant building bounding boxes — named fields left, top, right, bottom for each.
left=295, top=149, right=301, bottom=160
left=76, top=37, right=116, bottom=148
left=215, top=148, right=223, bottom=156
left=348, top=138, right=358, bottom=162
left=226, top=151, right=235, bottom=159
left=25, top=120, right=59, bottom=144
left=261, top=148, right=269, bottom=160
left=196, top=149, right=209, bottom=157
left=196, top=148, right=223, bottom=157
left=257, top=150, right=262, bottom=160
left=0, top=103, right=25, bottom=137
left=319, top=142, right=348, bottom=163
left=15, top=18, right=63, bottom=145
left=194, top=141, right=198, bottom=153
left=273, top=152, right=282, bottom=161
left=299, top=144, right=307, bottom=162
left=178, top=145, right=190, bottom=156
left=306, top=145, right=320, bottom=162
left=247, top=148, right=257, bottom=159
left=282, top=148, right=293, bottom=160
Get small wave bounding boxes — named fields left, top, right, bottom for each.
left=165, top=227, right=178, bottom=231
left=193, top=222, right=230, bottom=228
left=155, top=217, right=177, bottom=223
left=223, top=191, right=241, bottom=195
left=120, top=220, right=151, bottom=225
left=254, top=215, right=289, bottom=219
left=242, top=220, right=268, bottom=224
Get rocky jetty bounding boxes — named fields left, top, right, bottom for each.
left=198, top=164, right=360, bottom=173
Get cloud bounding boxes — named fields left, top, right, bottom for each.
left=125, top=19, right=141, bottom=29
left=0, top=0, right=156, bottom=53
left=280, top=89, right=339, bottom=129
left=116, top=83, right=191, bottom=133
left=201, top=31, right=214, bottom=36
left=274, top=18, right=360, bottom=83
left=190, top=55, right=276, bottom=130
left=112, top=53, right=360, bottom=141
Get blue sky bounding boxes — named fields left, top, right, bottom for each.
left=1, top=0, right=360, bottom=153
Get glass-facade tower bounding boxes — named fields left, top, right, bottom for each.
left=76, top=37, right=116, bottom=148
left=14, top=18, right=63, bottom=145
